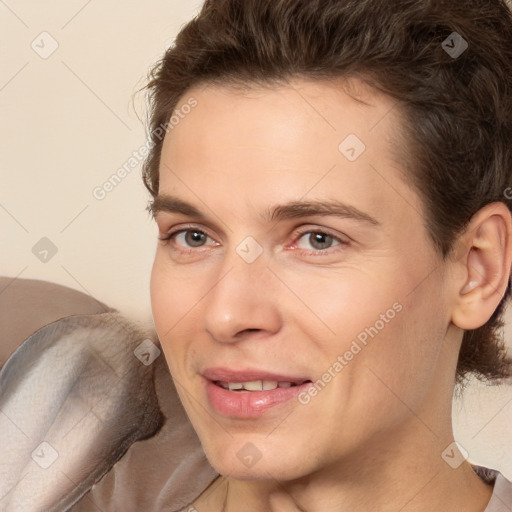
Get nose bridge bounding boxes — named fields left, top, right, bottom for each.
left=202, top=243, right=280, bottom=342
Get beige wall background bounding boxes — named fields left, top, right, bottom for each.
left=1, top=1, right=511, bottom=479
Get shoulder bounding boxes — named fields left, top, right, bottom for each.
left=473, top=466, right=512, bottom=512
left=485, top=473, right=512, bottom=512
left=486, top=473, right=512, bottom=512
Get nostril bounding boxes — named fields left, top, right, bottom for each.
left=239, top=328, right=260, bottom=335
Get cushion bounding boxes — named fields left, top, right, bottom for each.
left=0, top=277, right=111, bottom=368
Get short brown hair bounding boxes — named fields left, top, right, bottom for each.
left=142, top=0, right=512, bottom=387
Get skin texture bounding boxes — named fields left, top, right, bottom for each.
left=149, top=78, right=512, bottom=511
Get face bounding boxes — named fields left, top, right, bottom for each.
left=150, top=78, right=456, bottom=481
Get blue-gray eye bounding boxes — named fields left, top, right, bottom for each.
left=297, top=232, right=340, bottom=250
left=179, top=230, right=208, bottom=247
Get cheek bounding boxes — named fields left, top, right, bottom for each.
left=279, top=263, right=405, bottom=349
left=283, top=259, right=445, bottom=393
left=150, top=257, right=172, bottom=332
left=149, top=256, right=199, bottom=354
left=150, top=255, right=201, bottom=327
left=338, top=273, right=448, bottom=414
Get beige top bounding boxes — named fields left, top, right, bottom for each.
left=479, top=469, right=512, bottom=512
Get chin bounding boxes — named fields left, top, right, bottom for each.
left=200, top=434, right=311, bottom=482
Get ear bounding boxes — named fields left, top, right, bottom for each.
left=451, top=202, right=512, bottom=330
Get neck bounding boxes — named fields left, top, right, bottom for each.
left=221, top=425, right=493, bottom=512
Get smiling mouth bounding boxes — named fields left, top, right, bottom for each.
left=214, top=379, right=312, bottom=391
left=203, top=368, right=314, bottom=417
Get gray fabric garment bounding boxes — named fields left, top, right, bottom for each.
left=69, top=343, right=218, bottom=512
left=0, top=313, right=164, bottom=511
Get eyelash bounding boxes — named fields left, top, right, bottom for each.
left=158, top=225, right=349, bottom=256
left=157, top=227, right=217, bottom=254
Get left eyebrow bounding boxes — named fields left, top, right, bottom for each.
left=147, top=194, right=380, bottom=227
left=265, top=200, right=381, bottom=226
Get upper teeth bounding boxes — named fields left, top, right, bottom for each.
left=218, top=380, right=296, bottom=391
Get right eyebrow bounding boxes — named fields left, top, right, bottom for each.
left=147, top=194, right=207, bottom=220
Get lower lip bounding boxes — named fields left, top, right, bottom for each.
left=205, top=379, right=312, bottom=418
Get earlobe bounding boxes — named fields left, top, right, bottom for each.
left=451, top=202, right=512, bottom=330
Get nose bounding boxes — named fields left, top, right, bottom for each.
left=202, top=249, right=282, bottom=343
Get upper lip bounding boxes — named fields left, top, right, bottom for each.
left=202, top=367, right=311, bottom=383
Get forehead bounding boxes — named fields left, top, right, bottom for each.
left=166, top=77, right=401, bottom=156
left=157, top=77, right=419, bottom=230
